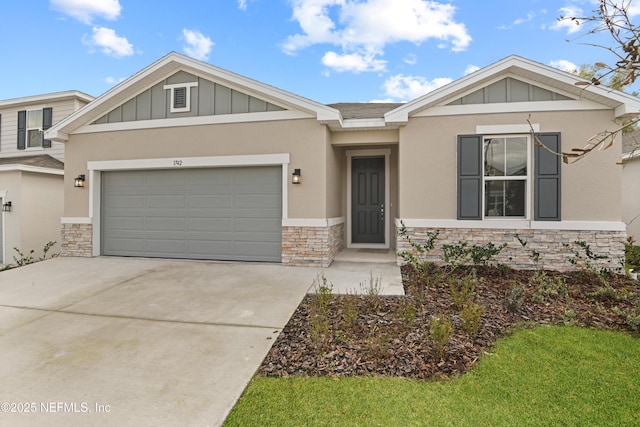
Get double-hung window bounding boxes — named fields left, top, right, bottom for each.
left=483, top=136, right=528, bottom=218
left=457, top=132, right=561, bottom=221
left=26, top=110, right=44, bottom=148
left=17, top=107, right=52, bottom=150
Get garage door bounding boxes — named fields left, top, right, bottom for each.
left=101, top=167, right=282, bottom=262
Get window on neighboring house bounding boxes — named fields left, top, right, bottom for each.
left=457, top=132, right=561, bottom=221
left=483, top=136, right=528, bottom=217
left=27, top=109, right=43, bottom=148
left=17, top=107, right=52, bottom=150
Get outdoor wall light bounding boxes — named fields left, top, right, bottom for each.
left=74, top=174, right=86, bottom=188
left=2, top=201, right=11, bottom=212
left=292, top=168, right=302, bottom=184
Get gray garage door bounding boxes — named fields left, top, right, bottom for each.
left=101, top=167, right=282, bottom=262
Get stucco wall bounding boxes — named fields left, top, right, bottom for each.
left=21, top=172, right=64, bottom=254
left=623, top=157, right=640, bottom=240
left=63, top=118, right=329, bottom=219
left=398, top=110, right=622, bottom=221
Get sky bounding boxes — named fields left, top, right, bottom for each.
left=0, top=0, right=636, bottom=104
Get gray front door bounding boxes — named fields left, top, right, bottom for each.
left=101, top=166, right=282, bottom=262
left=352, top=157, right=385, bottom=244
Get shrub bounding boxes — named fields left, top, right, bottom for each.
left=505, top=281, right=525, bottom=313
left=530, top=271, right=568, bottom=303
left=460, top=302, right=485, bottom=337
left=429, top=314, right=453, bottom=357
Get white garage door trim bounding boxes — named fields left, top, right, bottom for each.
left=87, top=154, right=291, bottom=257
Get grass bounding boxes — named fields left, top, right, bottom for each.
left=224, top=326, right=640, bottom=426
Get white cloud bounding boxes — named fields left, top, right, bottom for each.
left=404, top=53, right=417, bottom=65
left=182, top=29, right=214, bottom=61
left=51, top=0, right=121, bottom=24
left=238, top=0, right=247, bottom=10
left=383, top=74, right=452, bottom=101
left=283, top=0, right=471, bottom=73
left=551, top=6, right=583, bottom=34
left=105, top=76, right=125, bottom=84
left=322, top=51, right=386, bottom=73
left=464, top=64, right=480, bottom=75
left=86, top=26, right=133, bottom=57
left=499, top=11, right=537, bottom=29
left=549, top=59, right=578, bottom=73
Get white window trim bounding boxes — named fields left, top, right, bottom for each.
left=346, top=148, right=391, bottom=249
left=163, top=82, right=198, bottom=113
left=482, top=134, right=531, bottom=220
left=86, top=153, right=290, bottom=257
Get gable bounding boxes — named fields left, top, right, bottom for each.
left=93, top=71, right=286, bottom=125
left=447, top=77, right=573, bottom=105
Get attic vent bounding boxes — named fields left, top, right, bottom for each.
left=174, top=87, right=187, bottom=109
left=164, top=81, right=198, bottom=113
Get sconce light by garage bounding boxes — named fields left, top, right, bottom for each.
left=74, top=174, right=86, bottom=188
left=292, top=168, right=302, bottom=184
left=2, top=201, right=11, bottom=212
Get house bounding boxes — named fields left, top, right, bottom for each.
left=45, top=53, right=640, bottom=270
left=622, top=130, right=640, bottom=241
left=0, top=91, right=93, bottom=265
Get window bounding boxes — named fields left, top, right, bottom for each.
left=457, top=133, right=561, bottom=221
left=27, top=110, right=44, bottom=148
left=17, top=107, right=52, bottom=150
left=483, top=136, right=528, bottom=217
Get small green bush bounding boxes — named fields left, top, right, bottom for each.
left=460, top=302, right=485, bottom=337
left=430, top=314, right=453, bottom=357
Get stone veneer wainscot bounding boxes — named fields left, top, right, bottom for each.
left=282, top=222, right=345, bottom=267
left=61, top=223, right=93, bottom=257
left=396, top=226, right=626, bottom=272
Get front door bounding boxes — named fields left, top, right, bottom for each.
left=352, top=156, right=385, bottom=244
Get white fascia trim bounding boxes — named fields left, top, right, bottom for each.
left=0, top=165, right=64, bottom=176
left=395, top=219, right=626, bottom=232
left=0, top=91, right=94, bottom=108
left=88, top=153, right=290, bottom=171
left=341, top=118, right=387, bottom=129
left=476, top=124, right=540, bottom=134
left=282, top=217, right=345, bottom=227
left=61, top=217, right=92, bottom=224
left=414, top=100, right=606, bottom=118
left=72, top=110, right=314, bottom=136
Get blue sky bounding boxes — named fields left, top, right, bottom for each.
left=0, top=0, right=634, bottom=104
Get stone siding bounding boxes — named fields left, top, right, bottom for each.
left=282, top=222, right=344, bottom=267
left=60, top=223, right=93, bottom=257
left=396, top=226, right=626, bottom=272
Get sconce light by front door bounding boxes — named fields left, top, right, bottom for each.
left=2, top=201, right=11, bottom=212
left=292, top=168, right=302, bottom=184
left=74, top=174, right=86, bottom=188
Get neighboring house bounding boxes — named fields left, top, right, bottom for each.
left=622, top=129, right=640, bottom=240
left=0, top=91, right=93, bottom=265
left=46, top=53, right=640, bottom=269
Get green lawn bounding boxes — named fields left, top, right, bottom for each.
left=224, top=326, right=640, bottom=426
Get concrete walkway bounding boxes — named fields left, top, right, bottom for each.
left=0, top=255, right=402, bottom=426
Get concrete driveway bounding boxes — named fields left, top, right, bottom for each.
left=0, top=257, right=321, bottom=426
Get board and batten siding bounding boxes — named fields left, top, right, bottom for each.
left=93, top=71, right=286, bottom=125
left=0, top=98, right=88, bottom=162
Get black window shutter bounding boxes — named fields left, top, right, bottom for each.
left=457, top=135, right=483, bottom=220
left=42, top=107, right=52, bottom=148
left=17, top=110, right=26, bottom=150
left=534, top=133, right=561, bottom=221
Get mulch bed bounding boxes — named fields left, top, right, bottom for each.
left=259, top=264, right=640, bottom=379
